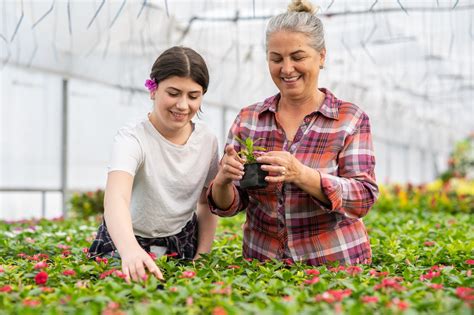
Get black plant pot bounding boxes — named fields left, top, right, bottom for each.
left=239, top=163, right=268, bottom=190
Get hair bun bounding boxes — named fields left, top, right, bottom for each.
left=287, top=0, right=318, bottom=14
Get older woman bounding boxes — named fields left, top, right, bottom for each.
left=208, top=0, right=379, bottom=266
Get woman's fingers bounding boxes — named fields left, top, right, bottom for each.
left=144, top=258, right=164, bottom=281
left=122, top=265, right=131, bottom=284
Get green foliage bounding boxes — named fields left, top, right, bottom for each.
left=440, top=135, right=474, bottom=182
left=0, top=185, right=473, bottom=314
left=68, top=190, right=105, bottom=219
left=235, top=136, right=266, bottom=164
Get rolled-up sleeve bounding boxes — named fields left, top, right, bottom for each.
left=314, top=113, right=379, bottom=218
left=207, top=182, right=248, bottom=217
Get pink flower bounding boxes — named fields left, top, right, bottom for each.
left=390, top=298, right=409, bottom=311
left=303, top=276, right=320, bottom=285
left=40, top=287, right=54, bottom=293
left=244, top=258, right=253, bottom=262
left=315, top=289, right=352, bottom=303
left=361, top=295, right=379, bottom=304
left=282, top=258, right=294, bottom=266
left=428, top=283, right=443, bottom=290
left=99, top=269, right=116, bottom=279
left=305, top=269, right=320, bottom=276
left=420, top=270, right=441, bottom=281
left=180, top=270, right=196, bottom=278
left=63, top=269, right=76, bottom=276
left=369, top=269, right=389, bottom=277
left=166, top=252, right=178, bottom=258
left=34, top=271, right=48, bottom=285
left=169, top=287, right=178, bottom=292
left=282, top=295, right=293, bottom=302
left=424, top=241, right=436, bottom=247
left=95, top=257, right=108, bottom=265
left=145, top=79, right=158, bottom=92
left=212, top=306, right=228, bottom=315
left=456, top=287, right=474, bottom=302
left=82, top=248, right=89, bottom=254
left=210, top=287, right=232, bottom=295
left=346, top=265, right=363, bottom=276
left=465, top=259, right=474, bottom=265
left=23, top=298, right=41, bottom=307
left=374, top=277, right=405, bottom=291
left=186, top=296, right=193, bottom=306
left=114, top=270, right=127, bottom=279
left=227, top=265, right=240, bottom=270
left=329, top=266, right=346, bottom=273
left=0, top=265, right=4, bottom=273
left=57, top=244, right=71, bottom=250
left=0, top=285, right=12, bottom=293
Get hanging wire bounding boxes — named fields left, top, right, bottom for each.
left=137, top=0, right=147, bottom=19
left=87, top=0, right=105, bottom=29
left=452, top=0, right=459, bottom=9
left=109, top=0, right=126, bottom=28
left=32, top=0, right=55, bottom=29
left=164, top=0, right=169, bottom=18
left=369, top=0, right=378, bottom=11
left=252, top=0, right=255, bottom=18
left=67, top=0, right=72, bottom=35
left=10, top=0, right=24, bottom=42
left=326, top=0, right=335, bottom=11
left=397, top=0, right=409, bottom=15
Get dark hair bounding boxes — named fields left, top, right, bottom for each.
left=149, top=46, right=209, bottom=94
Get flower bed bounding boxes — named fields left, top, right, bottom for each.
left=0, top=192, right=473, bottom=314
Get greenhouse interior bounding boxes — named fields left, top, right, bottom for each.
left=0, top=0, right=473, bottom=314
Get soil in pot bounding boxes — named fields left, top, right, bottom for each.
left=239, top=163, right=268, bottom=189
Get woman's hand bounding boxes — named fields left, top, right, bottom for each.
left=257, top=151, right=306, bottom=184
left=213, top=145, right=245, bottom=186
left=120, top=246, right=164, bottom=283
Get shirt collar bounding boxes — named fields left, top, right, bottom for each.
left=257, top=88, right=340, bottom=120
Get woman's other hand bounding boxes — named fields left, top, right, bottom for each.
left=257, top=151, right=305, bottom=183
left=214, top=145, right=245, bottom=186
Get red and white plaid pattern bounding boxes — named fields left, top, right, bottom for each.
left=208, top=88, right=379, bottom=265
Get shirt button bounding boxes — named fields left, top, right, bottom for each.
left=279, top=222, right=285, bottom=228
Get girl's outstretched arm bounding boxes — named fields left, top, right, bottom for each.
left=194, top=188, right=218, bottom=259
left=104, top=171, right=163, bottom=282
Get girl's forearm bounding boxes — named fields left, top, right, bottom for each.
left=195, top=201, right=218, bottom=255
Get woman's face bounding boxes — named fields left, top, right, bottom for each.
left=267, top=31, right=325, bottom=100
left=150, top=76, right=203, bottom=133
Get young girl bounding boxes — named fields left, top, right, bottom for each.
left=89, top=46, right=219, bottom=282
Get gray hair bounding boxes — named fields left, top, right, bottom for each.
left=265, top=1, right=325, bottom=52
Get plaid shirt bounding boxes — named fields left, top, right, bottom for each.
left=208, top=88, right=379, bottom=265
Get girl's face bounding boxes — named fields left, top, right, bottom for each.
left=150, top=76, right=203, bottom=134
left=267, top=30, right=325, bottom=101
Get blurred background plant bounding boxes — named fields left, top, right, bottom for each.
left=68, top=189, right=104, bottom=219
left=440, top=134, right=474, bottom=182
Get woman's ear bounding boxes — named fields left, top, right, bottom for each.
left=150, top=90, right=156, bottom=100
left=319, top=48, right=327, bottom=68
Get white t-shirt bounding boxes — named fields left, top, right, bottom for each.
left=108, top=118, right=219, bottom=238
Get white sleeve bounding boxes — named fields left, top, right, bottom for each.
left=108, top=127, right=143, bottom=176
left=204, top=136, right=220, bottom=188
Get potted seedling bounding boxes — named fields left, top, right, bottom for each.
left=235, top=136, right=268, bottom=189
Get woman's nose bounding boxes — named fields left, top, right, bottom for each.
left=281, top=59, right=294, bottom=75
left=176, top=97, right=188, bottom=109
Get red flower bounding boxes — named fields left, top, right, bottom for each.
left=33, top=261, right=48, bottom=270
left=456, top=287, right=474, bottom=302
left=346, top=265, right=363, bottom=276
left=23, top=298, right=41, bottom=307
left=82, top=248, right=89, bottom=254
left=63, top=269, right=76, bottom=276
left=282, top=258, right=294, bottom=266
left=466, top=259, right=474, bottom=265
left=329, top=266, right=346, bottom=273
left=369, top=269, right=389, bottom=277
left=374, top=277, right=404, bottom=291
left=166, top=252, right=178, bottom=258
left=180, top=270, right=196, bottom=278
left=305, top=269, right=320, bottom=276
left=244, top=258, right=253, bottom=262
left=303, top=276, right=320, bottom=285
left=169, top=287, right=178, bottom=292
left=114, top=270, right=127, bottom=279
left=212, top=306, right=228, bottom=315
left=210, top=286, right=232, bottom=295
left=424, top=241, right=436, bottom=247
left=0, top=265, right=4, bottom=273
left=99, top=269, right=117, bottom=279
left=34, top=271, right=48, bottom=285
left=282, top=295, right=293, bottom=302
left=95, top=257, right=108, bottom=265
left=148, top=252, right=157, bottom=260
left=227, top=265, right=240, bottom=270
left=389, top=298, right=409, bottom=311
left=57, top=244, right=71, bottom=250
left=361, top=295, right=379, bottom=304
left=0, top=285, right=12, bottom=293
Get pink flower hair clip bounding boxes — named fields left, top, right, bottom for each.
left=145, top=79, right=157, bottom=92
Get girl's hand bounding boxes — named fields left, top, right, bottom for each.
left=120, top=246, right=164, bottom=283
left=257, top=151, right=305, bottom=183
left=214, top=145, right=245, bottom=186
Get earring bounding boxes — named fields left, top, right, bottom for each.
left=319, top=65, right=324, bottom=69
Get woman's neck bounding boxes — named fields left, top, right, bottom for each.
left=278, top=89, right=325, bottom=115
left=148, top=113, right=192, bottom=145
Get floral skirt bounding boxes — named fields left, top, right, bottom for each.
left=88, top=213, right=198, bottom=260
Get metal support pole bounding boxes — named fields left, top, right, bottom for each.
left=61, top=79, right=69, bottom=218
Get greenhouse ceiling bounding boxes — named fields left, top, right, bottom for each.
left=1, top=0, right=473, bottom=138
